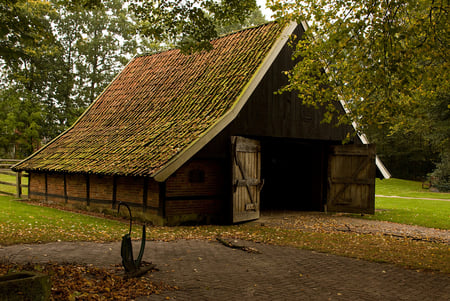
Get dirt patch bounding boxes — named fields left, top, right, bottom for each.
left=255, top=211, right=450, bottom=244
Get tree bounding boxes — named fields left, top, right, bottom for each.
left=67, top=0, right=140, bottom=105
left=0, top=0, right=62, bottom=156
left=0, top=0, right=155, bottom=158
left=215, top=4, right=266, bottom=35
left=131, top=0, right=259, bottom=53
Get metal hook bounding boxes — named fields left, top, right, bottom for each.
left=118, top=201, right=132, bottom=235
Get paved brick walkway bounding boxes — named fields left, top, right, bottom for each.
left=1, top=240, right=449, bottom=300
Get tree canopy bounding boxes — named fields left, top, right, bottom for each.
left=0, top=0, right=155, bottom=157
left=1, top=0, right=448, bottom=185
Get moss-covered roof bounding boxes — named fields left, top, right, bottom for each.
left=13, top=22, right=290, bottom=178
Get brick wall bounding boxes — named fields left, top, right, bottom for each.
left=47, top=174, right=65, bottom=203
left=66, top=174, right=87, bottom=205
left=28, top=165, right=228, bottom=224
left=29, top=173, right=46, bottom=201
left=165, top=159, right=226, bottom=217
left=166, top=159, right=225, bottom=197
left=116, top=176, right=144, bottom=206
left=89, top=174, right=114, bottom=203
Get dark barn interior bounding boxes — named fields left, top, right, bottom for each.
left=259, top=138, right=328, bottom=212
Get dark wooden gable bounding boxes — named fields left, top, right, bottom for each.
left=229, top=24, right=352, bottom=142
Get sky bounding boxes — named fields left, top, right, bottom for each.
left=256, top=0, right=274, bottom=20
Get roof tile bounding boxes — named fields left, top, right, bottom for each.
left=14, top=22, right=284, bottom=177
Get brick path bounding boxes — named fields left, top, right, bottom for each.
left=1, top=240, right=449, bottom=300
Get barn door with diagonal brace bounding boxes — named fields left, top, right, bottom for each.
left=327, top=144, right=376, bottom=214
left=231, top=136, right=263, bottom=223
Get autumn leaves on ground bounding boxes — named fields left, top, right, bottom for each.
left=0, top=179, right=449, bottom=300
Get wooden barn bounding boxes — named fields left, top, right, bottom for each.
left=13, top=22, right=390, bottom=225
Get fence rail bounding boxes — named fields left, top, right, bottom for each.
left=0, top=159, right=28, bottom=198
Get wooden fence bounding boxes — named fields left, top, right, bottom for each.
left=0, top=159, right=28, bottom=198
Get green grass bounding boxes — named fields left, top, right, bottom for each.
left=376, top=178, right=450, bottom=199
left=370, top=197, right=450, bottom=229
left=0, top=172, right=28, bottom=196
left=367, top=178, right=450, bottom=229
left=0, top=195, right=137, bottom=245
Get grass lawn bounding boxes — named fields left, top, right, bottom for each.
left=376, top=178, right=450, bottom=199
left=0, top=172, right=28, bottom=196
left=0, top=195, right=138, bottom=245
left=370, top=178, right=450, bottom=230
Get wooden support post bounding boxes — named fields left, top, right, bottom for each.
left=28, top=173, right=31, bottom=198
left=16, top=171, right=22, bottom=198
left=159, top=182, right=166, bottom=218
left=143, top=177, right=148, bottom=212
left=112, top=176, right=117, bottom=209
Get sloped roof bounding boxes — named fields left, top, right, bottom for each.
left=13, top=22, right=297, bottom=180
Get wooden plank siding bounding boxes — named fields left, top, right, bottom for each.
left=229, top=25, right=352, bottom=141
left=327, top=144, right=376, bottom=214
left=232, top=137, right=261, bottom=223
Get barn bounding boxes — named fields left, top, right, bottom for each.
left=13, top=22, right=390, bottom=225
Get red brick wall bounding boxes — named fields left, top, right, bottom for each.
left=29, top=168, right=234, bottom=224
left=89, top=174, right=114, bottom=202
left=116, top=176, right=144, bottom=205
left=66, top=174, right=87, bottom=204
left=47, top=174, right=65, bottom=203
left=29, top=173, right=46, bottom=201
left=165, top=159, right=226, bottom=216
left=166, top=160, right=225, bottom=197
left=166, top=199, right=222, bottom=215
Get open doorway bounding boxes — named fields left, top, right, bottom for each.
left=260, top=138, right=327, bottom=212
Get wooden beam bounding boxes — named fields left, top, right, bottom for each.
left=28, top=173, right=31, bottom=199
left=112, top=175, right=117, bottom=209
left=158, top=182, right=166, bottom=218
left=143, top=177, right=148, bottom=212
left=16, top=171, right=22, bottom=198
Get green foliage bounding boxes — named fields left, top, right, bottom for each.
left=272, top=0, right=448, bottom=128
left=56, top=0, right=139, bottom=104
left=0, top=0, right=157, bottom=158
left=215, top=5, right=267, bottom=36
left=430, top=152, right=450, bottom=192
left=131, top=0, right=258, bottom=53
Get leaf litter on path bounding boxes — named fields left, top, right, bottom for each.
left=0, top=261, right=176, bottom=300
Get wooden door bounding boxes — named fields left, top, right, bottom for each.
left=327, top=144, right=376, bottom=214
left=231, top=136, right=262, bottom=223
